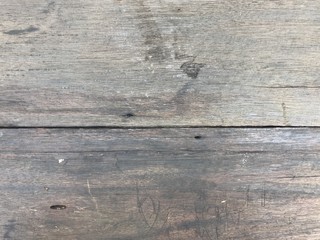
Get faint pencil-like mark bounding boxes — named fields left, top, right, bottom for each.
left=194, top=190, right=218, bottom=240
left=136, top=182, right=161, bottom=231
left=237, top=210, right=241, bottom=225
left=87, top=179, right=100, bottom=213
left=160, top=208, right=171, bottom=230
left=246, top=185, right=250, bottom=207
left=225, top=201, right=229, bottom=231
left=115, top=156, right=123, bottom=173
left=215, top=206, right=221, bottom=239
left=261, top=184, right=266, bottom=207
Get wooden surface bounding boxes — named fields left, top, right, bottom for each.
left=1, top=0, right=320, bottom=126
left=2, top=0, right=320, bottom=239
left=1, top=128, right=320, bottom=239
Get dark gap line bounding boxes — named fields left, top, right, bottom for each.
left=250, top=85, right=320, bottom=89
left=276, top=175, right=320, bottom=179
left=0, top=125, right=319, bottom=129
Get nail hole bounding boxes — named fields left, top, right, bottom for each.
left=50, top=205, right=67, bottom=210
left=123, top=113, right=135, bottom=118
left=194, top=135, right=202, bottom=139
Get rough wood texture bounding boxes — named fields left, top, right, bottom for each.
left=0, top=128, right=320, bottom=239
left=2, top=0, right=320, bottom=126
left=2, top=1, right=320, bottom=239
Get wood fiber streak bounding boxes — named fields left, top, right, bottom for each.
left=0, top=128, right=319, bottom=239
left=1, top=0, right=320, bottom=126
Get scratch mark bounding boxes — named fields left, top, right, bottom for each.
left=261, top=184, right=266, bottom=207
left=225, top=200, right=228, bottom=231
left=149, top=196, right=161, bottom=229
left=246, top=185, right=250, bottom=207
left=136, top=183, right=151, bottom=227
left=115, top=156, right=123, bottom=173
left=87, top=179, right=99, bottom=213
left=215, top=206, right=221, bottom=239
left=136, top=182, right=161, bottom=231
left=159, top=208, right=171, bottom=230
left=281, top=102, right=289, bottom=126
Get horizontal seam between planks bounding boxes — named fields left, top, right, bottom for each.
left=0, top=125, right=319, bottom=129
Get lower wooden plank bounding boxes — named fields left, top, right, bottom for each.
left=1, top=128, right=320, bottom=239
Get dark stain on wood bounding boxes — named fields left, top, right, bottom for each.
left=3, top=220, right=16, bottom=239
left=4, top=26, right=39, bottom=35
left=180, top=59, right=205, bottom=79
left=134, top=0, right=169, bottom=62
left=42, top=1, right=56, bottom=14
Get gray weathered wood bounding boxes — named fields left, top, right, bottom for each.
left=1, top=0, right=320, bottom=126
left=1, top=128, right=320, bottom=239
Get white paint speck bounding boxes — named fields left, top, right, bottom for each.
left=58, top=159, right=65, bottom=164
left=0, top=132, right=3, bottom=137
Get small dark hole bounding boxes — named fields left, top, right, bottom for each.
left=194, top=135, right=202, bottom=139
left=50, top=205, right=67, bottom=210
left=123, top=113, right=135, bottom=118
left=177, top=8, right=181, bottom=11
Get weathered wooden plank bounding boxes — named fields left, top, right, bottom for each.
left=1, top=0, right=320, bottom=126
left=1, top=128, right=320, bottom=239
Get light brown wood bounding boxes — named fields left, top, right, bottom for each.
left=1, top=0, right=320, bottom=126
left=0, top=128, right=320, bottom=239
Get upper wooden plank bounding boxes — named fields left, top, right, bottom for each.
left=1, top=0, right=320, bottom=126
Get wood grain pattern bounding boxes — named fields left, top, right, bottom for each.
left=0, top=128, right=320, bottom=239
left=1, top=0, right=320, bottom=126
left=2, top=1, right=320, bottom=239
